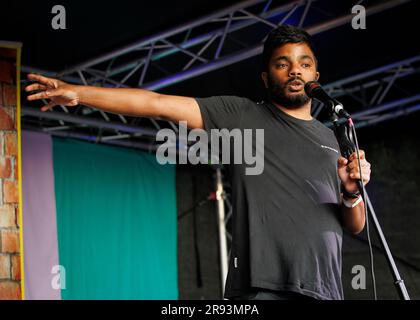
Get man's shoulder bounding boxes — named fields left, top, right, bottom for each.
left=196, top=95, right=256, bottom=105
left=195, top=95, right=260, bottom=116
left=194, top=95, right=261, bottom=130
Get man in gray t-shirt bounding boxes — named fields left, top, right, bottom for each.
left=26, top=25, right=372, bottom=300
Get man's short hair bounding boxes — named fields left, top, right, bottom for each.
left=262, top=24, right=317, bottom=71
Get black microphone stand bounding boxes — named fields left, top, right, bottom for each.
left=330, top=112, right=410, bottom=300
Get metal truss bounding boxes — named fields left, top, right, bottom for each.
left=21, top=0, right=411, bottom=151
left=54, top=0, right=410, bottom=92
left=314, top=55, right=420, bottom=129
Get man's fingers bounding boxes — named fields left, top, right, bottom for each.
left=25, top=83, right=47, bottom=92
left=349, top=167, right=371, bottom=179
left=27, top=73, right=56, bottom=88
left=41, top=101, right=57, bottom=112
left=348, top=159, right=370, bottom=170
left=27, top=91, right=50, bottom=101
left=27, top=89, right=64, bottom=101
left=349, top=150, right=365, bottom=160
left=349, top=172, right=370, bottom=183
left=337, top=157, right=348, bottom=167
left=349, top=164, right=371, bottom=173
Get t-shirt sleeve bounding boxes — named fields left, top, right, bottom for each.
left=195, top=95, right=250, bottom=134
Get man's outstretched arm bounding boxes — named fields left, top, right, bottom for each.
left=25, top=73, right=204, bottom=129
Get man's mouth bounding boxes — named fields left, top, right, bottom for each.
left=287, top=80, right=304, bottom=92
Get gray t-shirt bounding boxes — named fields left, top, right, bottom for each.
left=195, top=96, right=344, bottom=300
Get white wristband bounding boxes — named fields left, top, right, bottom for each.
left=343, top=195, right=363, bottom=208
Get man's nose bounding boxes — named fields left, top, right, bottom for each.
left=289, top=64, right=302, bottom=77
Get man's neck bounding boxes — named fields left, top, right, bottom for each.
left=271, top=101, right=313, bottom=121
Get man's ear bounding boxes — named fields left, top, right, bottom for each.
left=261, top=72, right=268, bottom=89
left=315, top=71, right=320, bottom=81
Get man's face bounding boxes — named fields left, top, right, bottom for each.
left=262, top=42, right=319, bottom=109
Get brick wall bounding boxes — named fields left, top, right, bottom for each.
left=0, top=47, right=21, bottom=300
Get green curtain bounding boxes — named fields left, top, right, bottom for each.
left=52, top=138, right=177, bottom=300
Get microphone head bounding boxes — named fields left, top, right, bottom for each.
left=304, top=81, right=321, bottom=98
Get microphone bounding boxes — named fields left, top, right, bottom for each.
left=304, top=81, right=350, bottom=119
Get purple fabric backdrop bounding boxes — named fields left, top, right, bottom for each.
left=22, top=131, right=61, bottom=300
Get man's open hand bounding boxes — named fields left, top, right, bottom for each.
left=25, top=73, right=80, bottom=111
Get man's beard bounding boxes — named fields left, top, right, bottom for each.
left=267, top=74, right=310, bottom=109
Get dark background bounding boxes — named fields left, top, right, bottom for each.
left=1, top=0, right=419, bottom=299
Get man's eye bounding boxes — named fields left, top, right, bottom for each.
left=302, top=63, right=311, bottom=68
left=276, top=64, right=288, bottom=68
